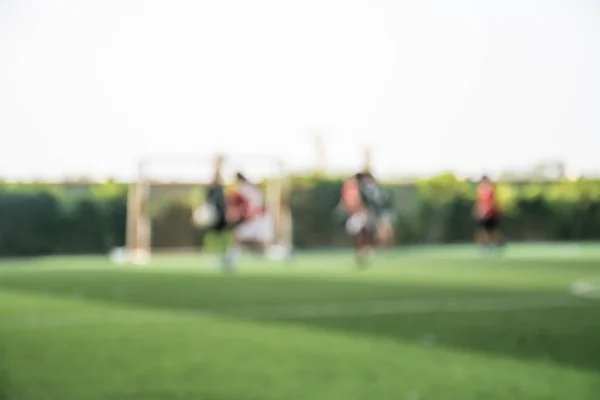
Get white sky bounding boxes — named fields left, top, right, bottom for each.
left=1, top=0, right=599, bottom=180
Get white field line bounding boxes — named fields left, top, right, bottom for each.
left=0, top=295, right=596, bottom=331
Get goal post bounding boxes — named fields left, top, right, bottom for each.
left=123, top=153, right=292, bottom=264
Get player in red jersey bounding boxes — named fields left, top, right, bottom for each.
left=474, top=175, right=502, bottom=253
left=340, top=172, right=376, bottom=265
left=223, top=172, right=274, bottom=270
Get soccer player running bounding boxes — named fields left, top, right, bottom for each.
left=201, top=155, right=229, bottom=251
left=340, top=172, right=393, bottom=266
left=222, top=172, right=274, bottom=270
left=359, top=172, right=395, bottom=247
left=341, top=173, right=369, bottom=264
left=474, top=175, right=503, bottom=255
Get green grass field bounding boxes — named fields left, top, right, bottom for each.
left=1, top=243, right=600, bottom=400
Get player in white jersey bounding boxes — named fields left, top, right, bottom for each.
left=223, top=172, right=275, bottom=270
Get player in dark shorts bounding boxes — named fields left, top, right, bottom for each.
left=204, top=156, right=228, bottom=230
left=205, top=178, right=227, bottom=232
left=340, top=172, right=394, bottom=266
left=359, top=172, right=394, bottom=246
left=474, top=175, right=503, bottom=254
left=195, top=156, right=230, bottom=253
left=358, top=172, right=394, bottom=247
left=340, top=173, right=371, bottom=265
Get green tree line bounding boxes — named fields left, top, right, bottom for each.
left=0, top=181, right=127, bottom=256
left=1, top=174, right=600, bottom=256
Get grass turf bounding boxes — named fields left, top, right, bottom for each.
left=0, top=243, right=599, bottom=400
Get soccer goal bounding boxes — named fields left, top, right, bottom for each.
left=119, top=153, right=292, bottom=265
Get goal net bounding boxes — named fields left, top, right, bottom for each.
left=121, top=153, right=292, bottom=264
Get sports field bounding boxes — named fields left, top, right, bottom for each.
left=1, top=243, right=599, bottom=400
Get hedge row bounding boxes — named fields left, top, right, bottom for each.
left=1, top=175, right=600, bottom=255
left=0, top=183, right=127, bottom=256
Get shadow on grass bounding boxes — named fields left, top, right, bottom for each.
left=0, top=269, right=599, bottom=372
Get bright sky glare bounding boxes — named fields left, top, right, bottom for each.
left=1, top=0, right=599, bottom=180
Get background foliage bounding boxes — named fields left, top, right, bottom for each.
left=1, top=174, right=600, bottom=255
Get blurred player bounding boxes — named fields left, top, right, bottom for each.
left=201, top=156, right=229, bottom=252
left=223, top=172, right=275, bottom=270
left=359, top=172, right=395, bottom=247
left=192, top=156, right=229, bottom=260
left=204, top=156, right=227, bottom=229
left=341, top=173, right=370, bottom=265
left=474, top=175, right=502, bottom=254
left=340, top=172, right=393, bottom=266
